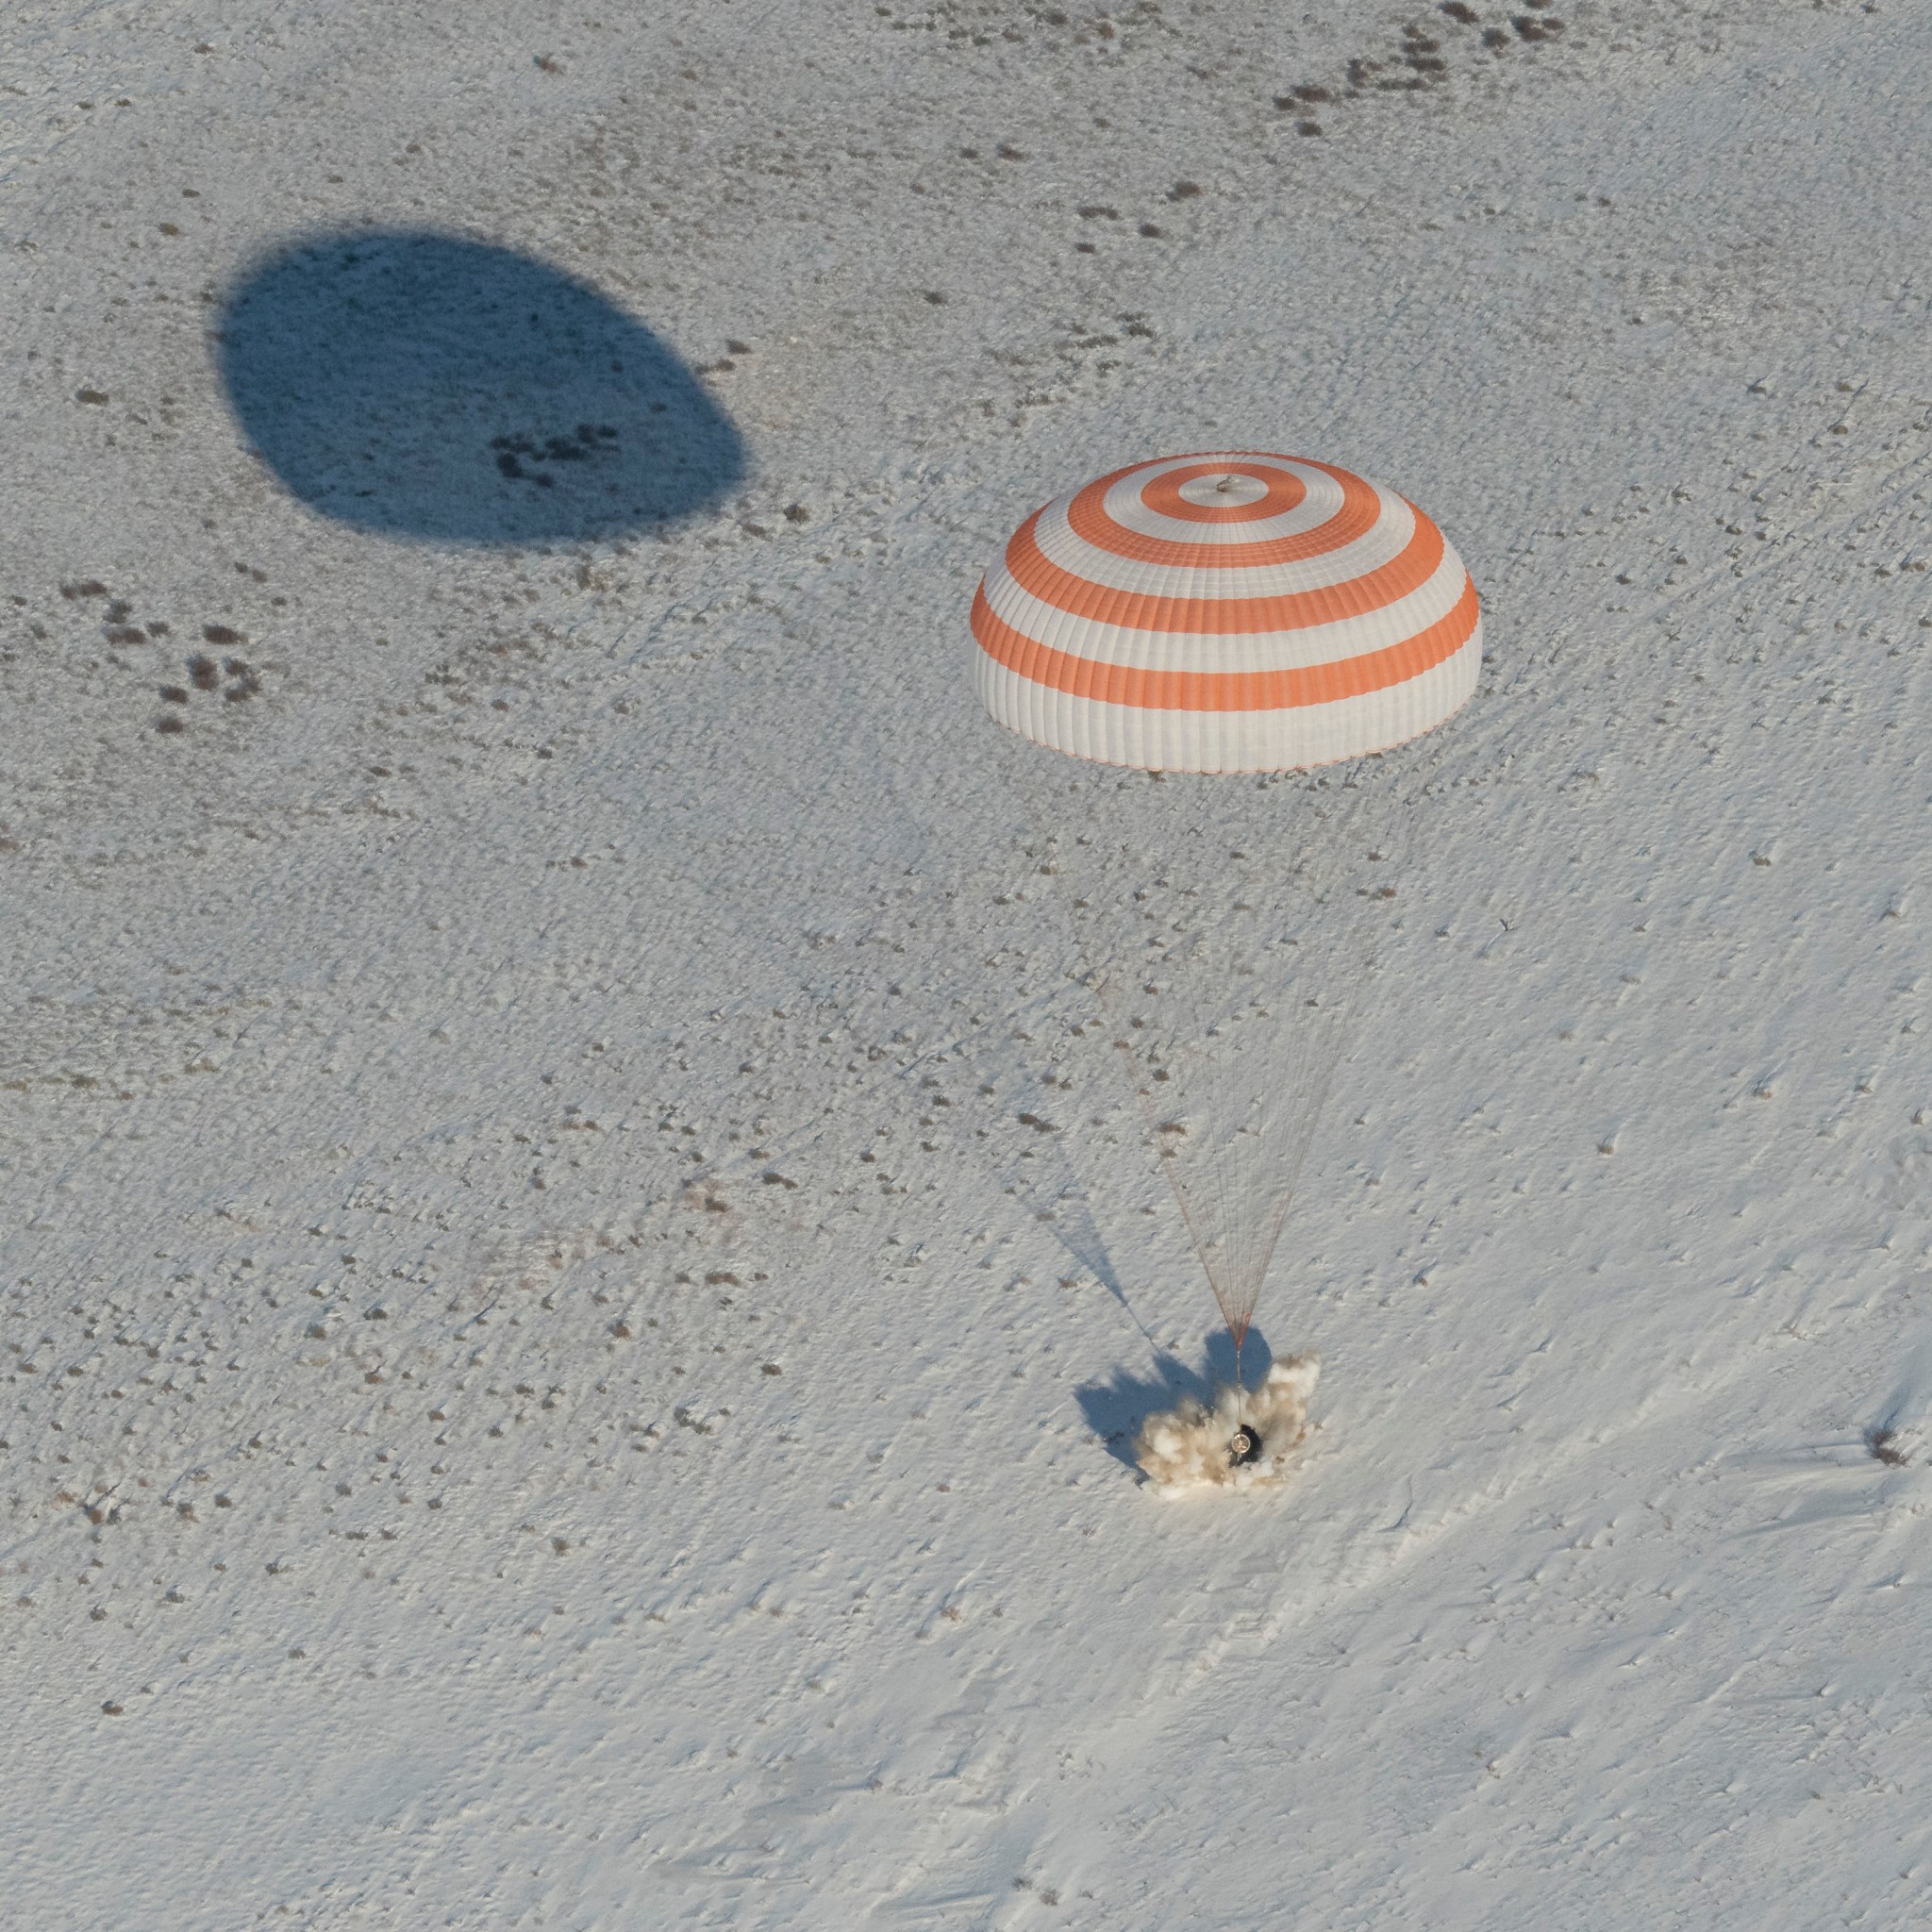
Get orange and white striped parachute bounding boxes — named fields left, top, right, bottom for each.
left=972, top=453, right=1476, bottom=1393
left=973, top=451, right=1480, bottom=773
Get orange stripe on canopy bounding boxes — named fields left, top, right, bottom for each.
left=1063, top=455, right=1382, bottom=568
left=1001, top=504, right=1446, bottom=636
left=972, top=574, right=1479, bottom=713
left=1139, top=463, right=1308, bottom=525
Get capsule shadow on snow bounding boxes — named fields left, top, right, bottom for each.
left=1077, top=1326, right=1275, bottom=1470
left=216, top=229, right=745, bottom=544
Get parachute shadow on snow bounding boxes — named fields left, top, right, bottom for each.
left=941, top=1009, right=1170, bottom=1355
left=976, top=1076, right=1139, bottom=1314
left=1028, top=1187, right=1131, bottom=1311
left=216, top=229, right=745, bottom=544
left=1077, top=1325, right=1276, bottom=1471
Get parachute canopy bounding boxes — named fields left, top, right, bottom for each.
left=972, top=451, right=1481, bottom=774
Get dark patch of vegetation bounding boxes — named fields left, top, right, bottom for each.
left=491, top=423, right=619, bottom=486
left=1278, top=0, right=1570, bottom=126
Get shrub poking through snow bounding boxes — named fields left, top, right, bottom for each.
left=1134, top=1355, right=1320, bottom=1493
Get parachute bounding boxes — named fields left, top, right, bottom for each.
left=973, top=450, right=1480, bottom=774
left=972, top=451, right=1480, bottom=1485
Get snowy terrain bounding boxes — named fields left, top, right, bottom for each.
left=3, top=1, right=1930, bottom=1924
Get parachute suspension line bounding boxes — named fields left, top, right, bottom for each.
left=1029, top=778, right=1398, bottom=1478
left=1090, top=958, right=1236, bottom=1337
left=1233, top=1321, right=1246, bottom=1434
left=1054, top=817, right=1350, bottom=1325
left=1080, top=892, right=1355, bottom=1396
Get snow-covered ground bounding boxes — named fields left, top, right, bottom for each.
left=4, top=2, right=1930, bottom=1924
